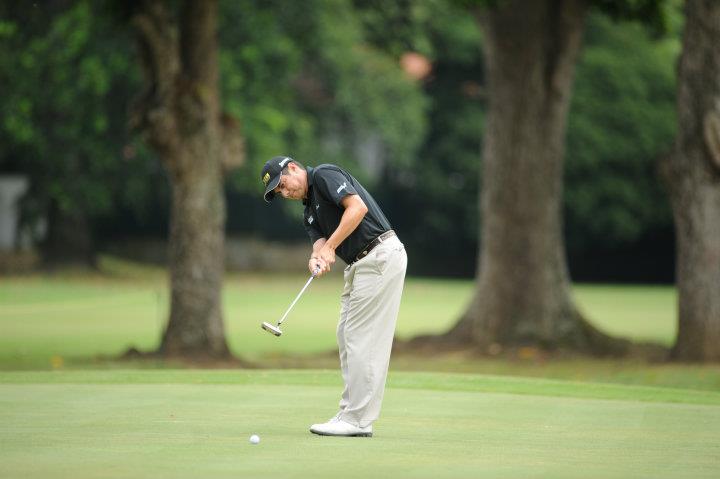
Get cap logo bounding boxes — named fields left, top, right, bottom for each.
left=262, top=172, right=270, bottom=186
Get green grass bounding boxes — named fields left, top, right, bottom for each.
left=1, top=370, right=719, bottom=479
left=0, top=265, right=467, bottom=356
left=0, top=268, right=473, bottom=365
left=1, top=258, right=719, bottom=391
left=573, top=285, right=677, bottom=345
left=0, top=260, right=674, bottom=362
left=2, top=262, right=719, bottom=477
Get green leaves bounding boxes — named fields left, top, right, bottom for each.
left=592, top=0, right=674, bottom=36
left=219, top=0, right=427, bottom=200
left=0, top=0, right=683, bottom=275
left=0, top=0, right=147, bottom=225
left=565, top=11, right=678, bottom=247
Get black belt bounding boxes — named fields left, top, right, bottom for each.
left=352, top=230, right=396, bottom=264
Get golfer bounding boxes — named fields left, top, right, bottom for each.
left=261, top=155, right=407, bottom=437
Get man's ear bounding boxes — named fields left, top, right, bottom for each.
left=289, top=162, right=300, bottom=174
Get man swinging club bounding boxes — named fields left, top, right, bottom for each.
left=261, top=155, right=407, bottom=437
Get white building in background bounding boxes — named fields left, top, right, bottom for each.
left=0, top=175, right=28, bottom=251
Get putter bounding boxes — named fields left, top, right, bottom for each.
left=261, top=267, right=321, bottom=337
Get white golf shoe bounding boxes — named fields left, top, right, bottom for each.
left=309, top=418, right=373, bottom=437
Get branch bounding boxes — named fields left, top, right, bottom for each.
left=180, top=0, right=219, bottom=99
left=132, top=0, right=180, bottom=101
left=129, top=0, right=181, bottom=156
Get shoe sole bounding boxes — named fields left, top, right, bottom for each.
left=310, top=429, right=373, bottom=437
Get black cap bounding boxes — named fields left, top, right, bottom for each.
left=261, top=156, right=293, bottom=202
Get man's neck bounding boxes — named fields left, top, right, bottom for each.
left=302, top=168, right=310, bottom=200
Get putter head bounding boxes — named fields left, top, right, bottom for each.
left=261, top=322, right=282, bottom=337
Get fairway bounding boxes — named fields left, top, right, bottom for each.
left=0, top=265, right=677, bottom=366
left=1, top=370, right=719, bottom=479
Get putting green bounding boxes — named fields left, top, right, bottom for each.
left=1, top=370, right=718, bottom=479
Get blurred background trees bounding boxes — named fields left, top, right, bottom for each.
left=437, top=0, right=611, bottom=353
left=126, top=0, right=237, bottom=359
left=415, top=0, right=677, bottom=355
left=0, top=1, right=149, bottom=267
left=0, top=0, right=680, bottom=281
left=4, top=0, right=714, bottom=360
left=662, top=0, right=720, bottom=362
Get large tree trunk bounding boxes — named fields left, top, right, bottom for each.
left=130, top=0, right=240, bottom=359
left=441, top=0, right=623, bottom=354
left=162, top=141, right=228, bottom=357
left=663, top=0, right=720, bottom=362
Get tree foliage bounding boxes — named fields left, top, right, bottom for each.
left=0, top=0, right=683, bottom=283
left=0, top=1, right=160, bottom=258
left=219, top=0, right=427, bottom=193
left=565, top=11, right=678, bottom=249
left=379, top=1, right=484, bottom=276
left=382, top=4, right=679, bottom=279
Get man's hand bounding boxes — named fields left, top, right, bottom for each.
left=316, top=244, right=336, bottom=273
left=307, top=194, right=366, bottom=278
left=309, top=256, right=328, bottom=277
left=309, top=244, right=334, bottom=276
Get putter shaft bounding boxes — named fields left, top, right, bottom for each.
left=261, top=268, right=320, bottom=336
left=277, top=273, right=316, bottom=327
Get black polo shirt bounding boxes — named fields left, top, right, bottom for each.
left=303, top=164, right=392, bottom=264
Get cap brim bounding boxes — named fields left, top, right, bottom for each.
left=263, top=174, right=281, bottom=202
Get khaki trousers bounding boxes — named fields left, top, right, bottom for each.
left=337, top=235, right=407, bottom=428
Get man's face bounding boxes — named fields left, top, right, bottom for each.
left=274, top=163, right=306, bottom=200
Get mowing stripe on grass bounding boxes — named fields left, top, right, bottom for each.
left=1, top=370, right=718, bottom=406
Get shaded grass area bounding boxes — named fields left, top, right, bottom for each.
left=1, top=370, right=719, bottom=479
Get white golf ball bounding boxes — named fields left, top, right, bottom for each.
left=249, top=434, right=260, bottom=444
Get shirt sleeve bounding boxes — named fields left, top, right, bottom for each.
left=303, top=209, right=324, bottom=244
left=314, top=168, right=358, bottom=207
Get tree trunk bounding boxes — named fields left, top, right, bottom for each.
left=663, top=0, right=720, bottom=362
left=442, top=0, right=623, bottom=354
left=162, top=150, right=228, bottom=357
left=130, top=0, right=234, bottom=359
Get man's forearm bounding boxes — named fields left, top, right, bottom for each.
left=311, top=195, right=368, bottom=274
left=312, top=238, right=327, bottom=258
left=325, top=197, right=368, bottom=251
